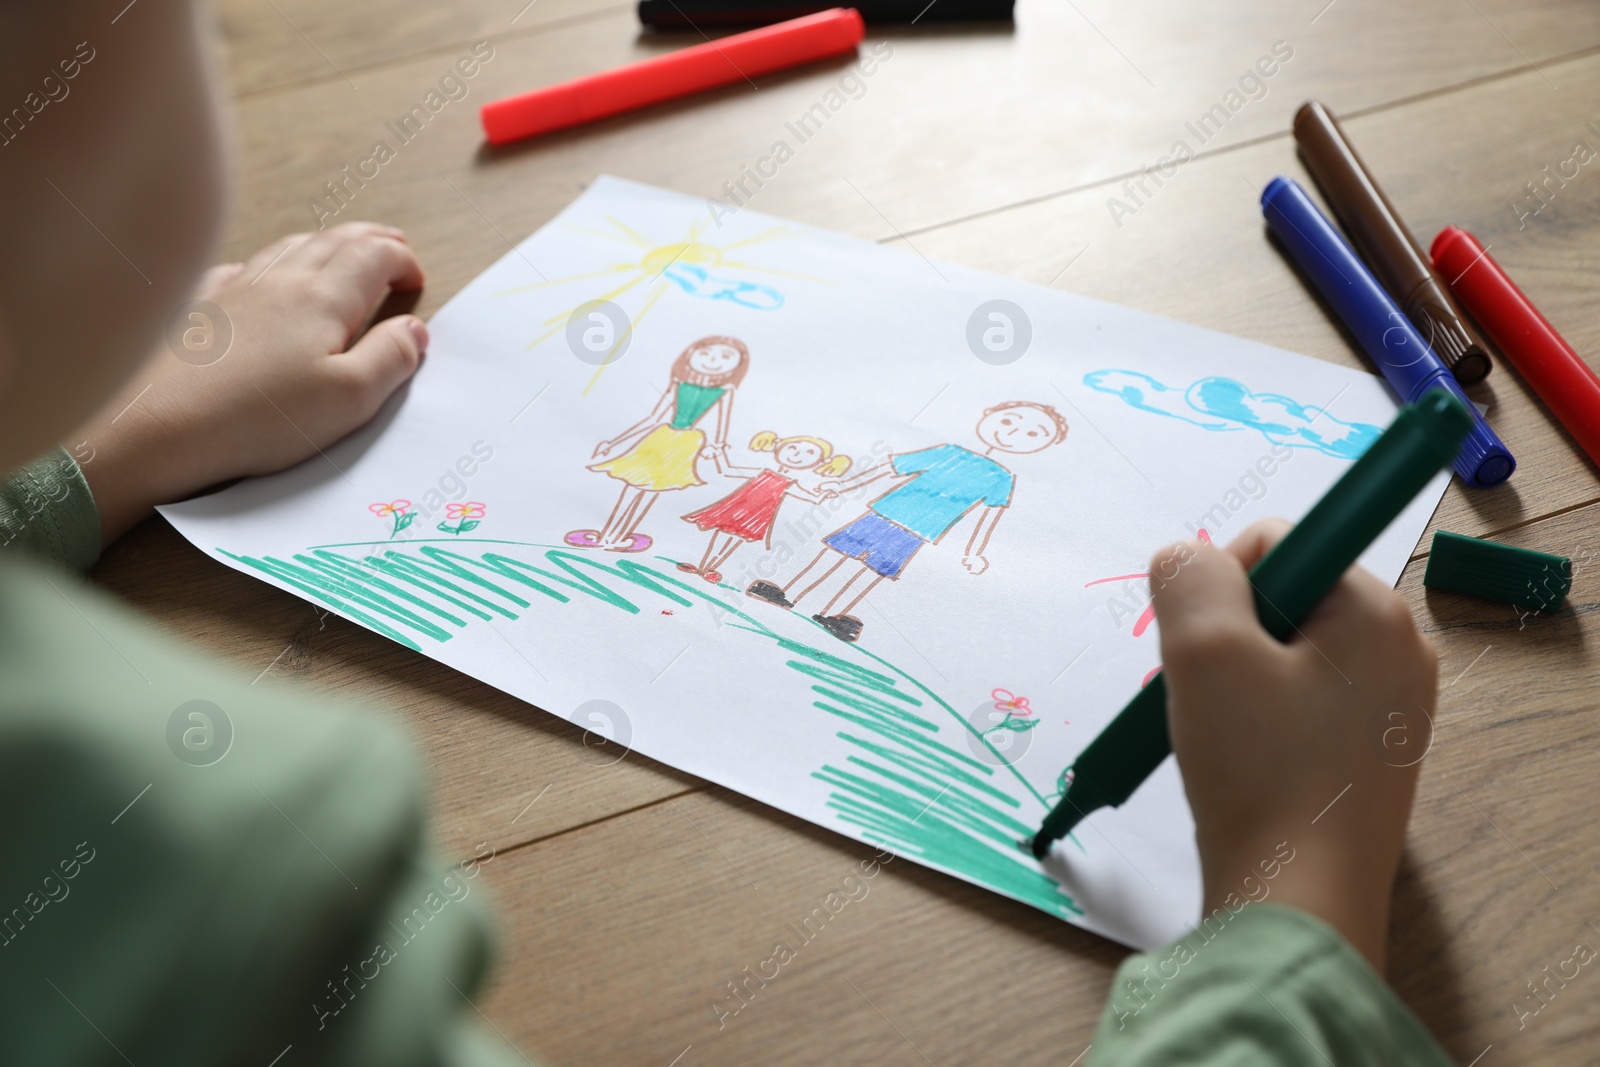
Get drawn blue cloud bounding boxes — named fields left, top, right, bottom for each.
left=1082, top=370, right=1381, bottom=460
left=664, top=263, right=784, bottom=310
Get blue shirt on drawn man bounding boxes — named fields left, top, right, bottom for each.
left=874, top=444, right=1016, bottom=541
left=745, top=402, right=1069, bottom=645
left=820, top=443, right=1016, bottom=586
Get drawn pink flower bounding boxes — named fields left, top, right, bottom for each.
left=991, top=688, right=1032, bottom=717
left=437, top=501, right=487, bottom=537
left=371, top=500, right=416, bottom=540
left=983, top=688, right=1039, bottom=742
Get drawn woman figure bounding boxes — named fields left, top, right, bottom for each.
left=566, top=335, right=750, bottom=553
left=676, top=432, right=851, bottom=583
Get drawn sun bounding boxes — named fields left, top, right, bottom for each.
left=498, top=214, right=825, bottom=393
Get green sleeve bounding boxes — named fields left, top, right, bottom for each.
left=0, top=558, right=535, bottom=1067
left=0, top=447, right=101, bottom=571
left=1089, top=904, right=1453, bottom=1066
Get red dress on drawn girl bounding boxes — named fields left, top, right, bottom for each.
left=677, top=432, right=851, bottom=583
left=565, top=336, right=750, bottom=553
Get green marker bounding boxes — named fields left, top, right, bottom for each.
left=1030, top=387, right=1472, bottom=860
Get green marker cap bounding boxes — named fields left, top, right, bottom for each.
left=1424, top=531, right=1572, bottom=610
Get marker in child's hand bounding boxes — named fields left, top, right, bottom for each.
left=481, top=8, right=865, bottom=145
left=1030, top=387, right=1472, bottom=859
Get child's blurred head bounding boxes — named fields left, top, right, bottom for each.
left=672, top=335, right=749, bottom=388
left=0, top=2, right=226, bottom=471
left=975, top=401, right=1068, bottom=455
left=749, top=431, right=851, bottom=476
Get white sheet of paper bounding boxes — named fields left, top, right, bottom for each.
left=161, top=176, right=1447, bottom=951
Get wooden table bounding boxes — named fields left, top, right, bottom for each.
left=96, top=1, right=1600, bottom=1062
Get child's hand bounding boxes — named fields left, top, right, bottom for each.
left=962, top=553, right=989, bottom=574
left=72, top=224, right=427, bottom=545
left=1150, top=519, right=1437, bottom=972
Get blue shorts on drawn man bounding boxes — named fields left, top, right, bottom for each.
left=746, top=401, right=1068, bottom=643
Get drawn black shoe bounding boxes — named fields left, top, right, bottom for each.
left=812, top=613, right=863, bottom=643
left=745, top=580, right=794, bottom=610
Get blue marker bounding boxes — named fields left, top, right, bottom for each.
left=1261, top=176, right=1514, bottom=488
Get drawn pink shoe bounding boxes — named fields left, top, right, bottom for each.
left=605, top=533, right=653, bottom=553
left=702, top=570, right=722, bottom=584
left=564, top=529, right=603, bottom=548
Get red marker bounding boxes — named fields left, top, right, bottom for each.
left=481, top=8, right=865, bottom=145
left=1432, top=226, right=1600, bottom=471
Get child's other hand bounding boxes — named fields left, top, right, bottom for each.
left=73, top=224, right=427, bottom=545
left=962, top=554, right=989, bottom=574
left=1150, top=519, right=1437, bottom=972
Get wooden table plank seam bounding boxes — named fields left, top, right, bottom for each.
left=1407, top=495, right=1600, bottom=565
left=893, top=40, right=1600, bottom=244
left=228, top=2, right=635, bottom=103
left=226, top=15, right=1600, bottom=260
left=468, top=785, right=706, bottom=864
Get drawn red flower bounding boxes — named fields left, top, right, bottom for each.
left=445, top=501, right=486, bottom=520
left=991, top=688, right=1032, bottom=716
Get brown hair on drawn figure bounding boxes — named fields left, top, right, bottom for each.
left=671, top=335, right=751, bottom=388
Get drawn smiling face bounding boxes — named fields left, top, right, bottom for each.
left=775, top=439, right=824, bottom=470
left=976, top=405, right=1063, bottom=455
left=688, top=343, right=744, bottom=377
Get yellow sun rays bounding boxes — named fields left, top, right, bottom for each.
left=496, top=216, right=829, bottom=395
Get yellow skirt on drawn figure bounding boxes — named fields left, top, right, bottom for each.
left=589, top=425, right=706, bottom=491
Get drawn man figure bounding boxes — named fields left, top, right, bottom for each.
left=745, top=401, right=1068, bottom=642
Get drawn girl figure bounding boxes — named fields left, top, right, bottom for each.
left=676, top=431, right=851, bottom=583
left=566, top=336, right=750, bottom=553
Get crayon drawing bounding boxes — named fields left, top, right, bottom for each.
left=982, top=688, right=1041, bottom=739
left=437, top=502, right=486, bottom=536
left=1084, top=369, right=1381, bottom=459
left=567, top=336, right=749, bottom=553
left=161, top=177, right=1450, bottom=952
left=678, top=431, right=849, bottom=583
left=211, top=537, right=1082, bottom=918
left=498, top=215, right=809, bottom=391
left=370, top=500, right=416, bottom=539
left=745, top=403, right=1068, bottom=644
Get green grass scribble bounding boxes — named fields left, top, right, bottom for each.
left=219, top=537, right=1080, bottom=919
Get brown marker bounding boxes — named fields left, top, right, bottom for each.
left=1292, top=100, right=1493, bottom=384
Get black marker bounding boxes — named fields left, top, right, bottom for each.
left=638, top=0, right=1014, bottom=29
